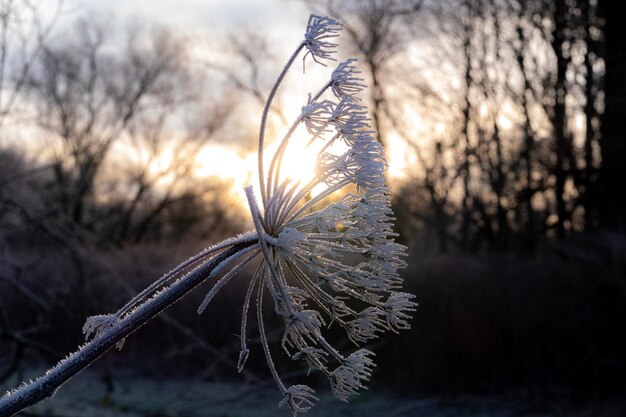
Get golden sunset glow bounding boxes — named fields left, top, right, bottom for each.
left=195, top=130, right=333, bottom=204
left=194, top=130, right=410, bottom=206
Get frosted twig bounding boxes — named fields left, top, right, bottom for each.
left=0, top=242, right=256, bottom=416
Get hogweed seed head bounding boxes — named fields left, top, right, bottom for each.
left=218, top=13, right=416, bottom=416
left=383, top=292, right=418, bottom=332
left=279, top=385, right=319, bottom=414
left=303, top=15, right=342, bottom=66
left=344, top=307, right=387, bottom=345
left=330, top=349, right=376, bottom=402
left=3, top=14, right=415, bottom=417
left=331, top=97, right=370, bottom=137
left=301, top=99, right=335, bottom=136
left=331, top=59, right=366, bottom=100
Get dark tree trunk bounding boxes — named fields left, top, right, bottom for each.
left=459, top=0, right=474, bottom=250
left=582, top=0, right=599, bottom=231
left=515, top=1, right=537, bottom=249
left=597, top=0, right=626, bottom=233
left=550, top=0, right=570, bottom=238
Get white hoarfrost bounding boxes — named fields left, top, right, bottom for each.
left=0, top=14, right=416, bottom=417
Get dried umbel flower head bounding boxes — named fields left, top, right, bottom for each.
left=330, top=58, right=366, bottom=99
left=303, top=15, right=342, bottom=65
left=0, top=13, right=416, bottom=417
left=237, top=13, right=416, bottom=416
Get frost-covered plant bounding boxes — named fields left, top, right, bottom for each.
left=0, top=14, right=416, bottom=417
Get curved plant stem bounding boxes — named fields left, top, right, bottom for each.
left=0, top=241, right=256, bottom=417
left=258, top=41, right=305, bottom=207
left=266, top=81, right=331, bottom=199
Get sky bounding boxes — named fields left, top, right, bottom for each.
left=32, top=0, right=415, bottom=201
left=31, top=1, right=308, bottom=192
left=56, top=0, right=309, bottom=39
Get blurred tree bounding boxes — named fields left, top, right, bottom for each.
left=309, top=0, right=613, bottom=252
left=1, top=12, right=245, bottom=383
left=203, top=31, right=288, bottom=126
left=25, top=19, right=235, bottom=243
left=27, top=20, right=184, bottom=227
left=105, top=96, right=234, bottom=244
left=0, top=0, right=65, bottom=384
left=0, top=0, right=61, bottom=130
left=546, top=0, right=572, bottom=238
left=312, top=0, right=424, bottom=146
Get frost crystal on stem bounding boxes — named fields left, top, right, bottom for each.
left=331, top=58, right=366, bottom=99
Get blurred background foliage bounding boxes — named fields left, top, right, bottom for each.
left=1, top=0, right=625, bottom=414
